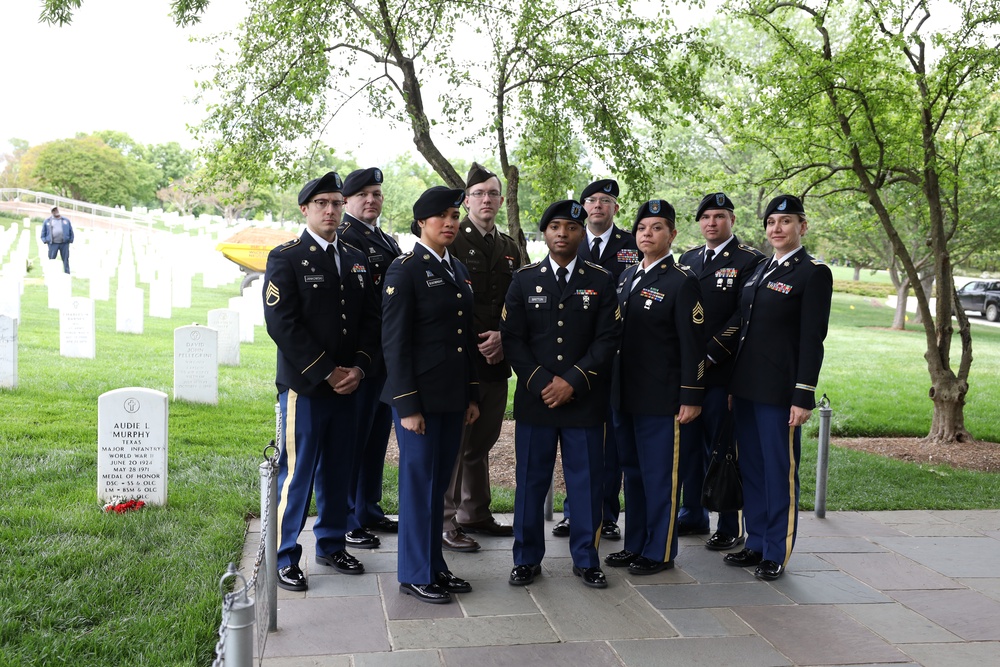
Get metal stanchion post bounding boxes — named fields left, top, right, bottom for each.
left=814, top=394, right=832, bottom=518
left=221, top=565, right=254, bottom=667
left=259, top=458, right=278, bottom=632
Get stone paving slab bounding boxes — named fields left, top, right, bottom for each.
left=610, top=636, right=791, bottom=667
left=766, top=569, right=891, bottom=604
left=527, top=575, right=677, bottom=642
left=734, top=605, right=910, bottom=665
left=637, top=581, right=793, bottom=609
left=675, top=545, right=759, bottom=583
left=819, top=551, right=960, bottom=591
left=441, top=641, right=623, bottom=667
left=456, top=576, right=541, bottom=617
left=872, top=536, right=998, bottom=577
left=381, top=574, right=464, bottom=621
left=355, top=650, right=444, bottom=667
left=262, top=596, right=390, bottom=657
left=897, top=641, right=1000, bottom=666
left=889, top=588, right=1000, bottom=641
left=307, top=569, right=382, bottom=597
left=836, top=603, right=962, bottom=644
left=260, top=656, right=351, bottom=667
left=794, top=536, right=887, bottom=553
left=389, top=614, right=559, bottom=650
left=797, top=512, right=909, bottom=538
left=788, top=553, right=840, bottom=571
left=956, top=576, right=1000, bottom=602
left=658, top=608, right=756, bottom=637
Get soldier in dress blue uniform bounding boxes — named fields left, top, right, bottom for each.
left=605, top=199, right=705, bottom=575
left=554, top=178, right=638, bottom=541
left=339, top=167, right=403, bottom=547
left=676, top=193, right=767, bottom=550
left=502, top=200, right=622, bottom=589
left=720, top=194, right=833, bottom=581
left=381, top=186, right=481, bottom=605
left=263, top=171, right=381, bottom=592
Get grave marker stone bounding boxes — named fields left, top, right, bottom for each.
left=97, top=388, right=168, bottom=505
left=60, top=297, right=95, bottom=359
left=116, top=286, right=145, bottom=334
left=0, top=314, right=16, bottom=389
left=207, top=309, right=240, bottom=366
left=173, top=325, right=218, bottom=404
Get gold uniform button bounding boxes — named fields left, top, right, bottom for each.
left=557, top=355, right=564, bottom=361
left=557, top=337, right=563, bottom=343
left=342, top=314, right=347, bottom=320
left=457, top=329, right=463, bottom=334
left=457, top=293, right=463, bottom=298
left=457, top=347, right=463, bottom=352
left=313, top=284, right=318, bottom=289
left=559, top=303, right=565, bottom=309
left=341, top=300, right=346, bottom=305
left=342, top=329, right=348, bottom=334
left=458, top=311, right=463, bottom=316
left=557, top=321, right=564, bottom=327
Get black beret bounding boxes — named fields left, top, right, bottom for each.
left=466, top=162, right=500, bottom=190
left=298, top=171, right=343, bottom=205
left=763, top=194, right=805, bottom=225
left=538, top=199, right=588, bottom=232
left=632, top=199, right=676, bottom=235
left=695, top=192, right=735, bottom=221
left=411, top=186, right=466, bottom=235
left=342, top=167, right=384, bottom=197
left=580, top=179, right=619, bottom=201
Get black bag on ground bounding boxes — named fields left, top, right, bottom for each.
left=701, top=414, right=743, bottom=512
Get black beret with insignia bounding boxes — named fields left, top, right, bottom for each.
left=695, top=192, right=735, bottom=221
left=342, top=167, right=384, bottom=197
left=411, top=185, right=466, bottom=235
left=580, top=178, right=619, bottom=201
left=763, top=194, right=805, bottom=225
left=632, top=199, right=676, bottom=235
left=539, top=199, right=588, bottom=231
left=298, top=171, right=343, bottom=205
left=466, top=162, right=500, bottom=191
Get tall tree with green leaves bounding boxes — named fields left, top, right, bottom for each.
left=31, top=135, right=137, bottom=205
left=724, top=0, right=1000, bottom=444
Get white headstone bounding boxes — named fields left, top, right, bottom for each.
left=90, top=273, right=111, bottom=301
left=97, top=387, right=168, bottom=505
left=0, top=314, right=16, bottom=389
left=0, top=278, right=21, bottom=321
left=47, top=272, right=72, bottom=310
left=116, top=286, right=145, bottom=334
left=229, top=296, right=255, bottom=343
left=173, top=325, right=218, bottom=404
left=60, top=297, right=96, bottom=359
left=149, top=279, right=172, bottom=319
left=207, top=309, right=240, bottom=366
left=172, top=269, right=192, bottom=309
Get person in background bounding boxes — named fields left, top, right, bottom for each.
left=41, top=206, right=74, bottom=274
left=381, top=186, right=481, bottom=604
left=263, top=171, right=381, bottom=592
left=721, top=194, right=833, bottom=581
left=502, top=199, right=621, bottom=590
left=606, top=199, right=705, bottom=575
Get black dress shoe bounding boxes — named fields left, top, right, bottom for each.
left=601, top=520, right=621, bottom=540
left=723, top=548, right=763, bottom=567
left=551, top=517, right=570, bottom=537
left=345, top=528, right=380, bottom=549
left=366, top=517, right=399, bottom=533
left=572, top=566, right=608, bottom=589
left=509, top=564, right=541, bottom=586
left=676, top=524, right=710, bottom=536
left=315, top=549, right=365, bottom=574
left=627, top=556, right=674, bottom=575
left=754, top=560, right=785, bottom=581
left=604, top=549, right=639, bottom=568
left=399, top=582, right=452, bottom=604
left=460, top=517, right=514, bottom=536
left=435, top=570, right=472, bottom=593
left=705, top=532, right=745, bottom=551
left=276, top=564, right=307, bottom=591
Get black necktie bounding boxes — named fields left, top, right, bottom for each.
left=631, top=268, right=645, bottom=292
left=765, top=258, right=779, bottom=274
left=485, top=233, right=495, bottom=253
left=591, top=237, right=602, bottom=262
left=326, top=243, right=341, bottom=280
left=556, top=266, right=568, bottom=290
left=442, top=258, right=455, bottom=278
left=704, top=248, right=715, bottom=266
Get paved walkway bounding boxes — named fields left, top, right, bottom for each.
left=242, top=510, right=1000, bottom=666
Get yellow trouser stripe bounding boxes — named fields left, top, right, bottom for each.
left=663, top=419, right=681, bottom=562
left=593, top=422, right=608, bottom=549
left=783, top=425, right=797, bottom=566
left=276, top=391, right=298, bottom=543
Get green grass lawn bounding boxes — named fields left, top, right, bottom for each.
left=1, top=223, right=998, bottom=665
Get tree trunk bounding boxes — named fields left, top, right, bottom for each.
left=892, top=280, right=909, bottom=330
left=912, top=274, right=934, bottom=325
left=853, top=265, right=861, bottom=281
left=503, top=165, right=530, bottom=264
left=926, top=372, right=972, bottom=443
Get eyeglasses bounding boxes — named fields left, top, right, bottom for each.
left=583, top=197, right=615, bottom=206
left=311, top=198, right=346, bottom=209
left=468, top=190, right=502, bottom=200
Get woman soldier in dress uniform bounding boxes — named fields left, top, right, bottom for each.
left=605, top=200, right=706, bottom=575
left=722, top=194, right=833, bottom=581
left=381, top=186, right=481, bottom=604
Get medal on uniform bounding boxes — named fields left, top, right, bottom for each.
left=536, top=286, right=543, bottom=293
left=644, top=299, right=652, bottom=310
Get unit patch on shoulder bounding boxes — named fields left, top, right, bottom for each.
left=265, top=281, right=280, bottom=306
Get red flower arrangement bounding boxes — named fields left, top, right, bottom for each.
left=102, top=496, right=146, bottom=513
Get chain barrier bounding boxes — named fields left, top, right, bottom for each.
left=210, top=440, right=280, bottom=667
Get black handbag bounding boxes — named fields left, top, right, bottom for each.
left=701, top=414, right=743, bottom=512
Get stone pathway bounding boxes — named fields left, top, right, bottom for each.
left=241, top=510, right=1000, bottom=666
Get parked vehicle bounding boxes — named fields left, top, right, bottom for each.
left=956, top=280, right=1000, bottom=322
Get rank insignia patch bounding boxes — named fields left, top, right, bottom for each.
left=265, top=281, right=280, bottom=306
left=692, top=302, right=705, bottom=324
